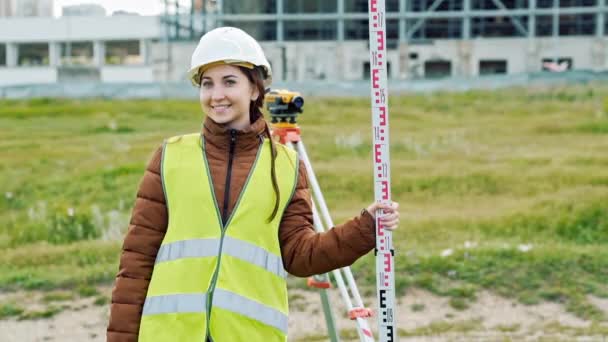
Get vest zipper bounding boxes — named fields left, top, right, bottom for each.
left=205, top=129, right=237, bottom=342
left=222, top=129, right=237, bottom=225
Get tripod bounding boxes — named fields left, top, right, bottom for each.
left=272, top=122, right=376, bottom=342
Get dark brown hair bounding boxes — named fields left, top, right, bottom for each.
left=238, top=66, right=281, bottom=222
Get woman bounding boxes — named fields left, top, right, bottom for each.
left=106, top=27, right=399, bottom=342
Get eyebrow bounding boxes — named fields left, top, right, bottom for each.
left=201, top=75, right=238, bottom=80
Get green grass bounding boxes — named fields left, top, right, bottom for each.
left=411, top=303, right=425, bottom=312
left=398, top=319, right=483, bottom=337
left=0, top=303, right=24, bottom=319
left=42, top=291, right=74, bottom=303
left=1, top=84, right=608, bottom=320
left=18, top=306, right=63, bottom=320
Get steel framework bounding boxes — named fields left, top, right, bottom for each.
left=161, top=0, right=606, bottom=42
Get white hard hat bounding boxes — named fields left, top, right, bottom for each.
left=188, top=26, right=272, bottom=88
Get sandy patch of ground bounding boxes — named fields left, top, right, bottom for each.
left=0, top=287, right=111, bottom=342
left=1, top=286, right=607, bottom=341
left=288, top=288, right=606, bottom=341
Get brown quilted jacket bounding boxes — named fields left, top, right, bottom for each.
left=106, top=116, right=376, bottom=342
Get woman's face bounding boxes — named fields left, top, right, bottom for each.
left=199, top=64, right=259, bottom=130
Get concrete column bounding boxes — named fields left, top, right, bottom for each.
left=457, top=40, right=472, bottom=76
left=591, top=39, right=607, bottom=71
left=528, top=0, right=536, bottom=38
left=49, top=42, right=60, bottom=67
left=551, top=0, right=559, bottom=63
left=525, top=40, right=539, bottom=72
left=277, top=0, right=284, bottom=41
left=526, top=0, right=538, bottom=72
left=398, top=42, right=409, bottom=79
left=597, top=0, right=605, bottom=37
left=398, top=0, right=407, bottom=79
left=399, top=0, right=407, bottom=42
left=216, top=0, right=223, bottom=27
left=463, top=0, right=471, bottom=40
left=140, top=39, right=149, bottom=65
left=296, top=46, right=305, bottom=81
left=7, top=43, right=17, bottom=67
left=93, top=41, right=105, bottom=66
left=335, top=43, right=346, bottom=81
left=337, top=0, right=344, bottom=41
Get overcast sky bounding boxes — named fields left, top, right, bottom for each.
left=53, top=0, right=164, bottom=16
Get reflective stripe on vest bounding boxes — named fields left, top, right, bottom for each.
left=143, top=289, right=288, bottom=334
left=139, top=133, right=298, bottom=342
left=156, top=237, right=288, bottom=278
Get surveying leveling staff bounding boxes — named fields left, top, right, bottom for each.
left=106, top=27, right=399, bottom=342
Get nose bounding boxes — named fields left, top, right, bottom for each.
left=211, top=86, right=226, bottom=101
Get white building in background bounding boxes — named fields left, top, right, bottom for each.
left=62, top=4, right=106, bottom=17
left=0, top=0, right=14, bottom=17
left=17, top=0, right=53, bottom=17
left=0, top=0, right=53, bottom=17
left=0, top=15, right=159, bottom=85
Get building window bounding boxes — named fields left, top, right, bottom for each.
left=345, top=19, right=399, bottom=43
left=411, top=0, right=463, bottom=11
left=223, top=0, right=275, bottom=14
left=537, top=14, right=595, bottom=36
left=345, top=19, right=369, bottom=40
left=105, top=40, right=142, bottom=65
left=363, top=61, right=392, bottom=79
left=479, top=60, right=507, bottom=75
left=424, top=60, right=452, bottom=78
left=223, top=21, right=276, bottom=41
left=60, top=41, right=94, bottom=66
left=284, top=21, right=337, bottom=41
left=472, top=16, right=528, bottom=37
left=472, top=0, right=527, bottom=9
left=285, top=0, right=337, bottom=13
left=18, top=43, right=49, bottom=66
left=542, top=57, right=573, bottom=71
left=559, top=14, right=595, bottom=36
left=537, top=0, right=595, bottom=7
left=345, top=0, right=399, bottom=12
left=0, top=44, right=6, bottom=66
left=409, top=18, right=462, bottom=39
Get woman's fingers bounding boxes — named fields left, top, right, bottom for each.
left=366, top=202, right=400, bottom=229
left=380, top=214, right=399, bottom=230
left=379, top=202, right=399, bottom=230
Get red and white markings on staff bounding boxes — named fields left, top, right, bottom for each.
left=368, top=0, right=397, bottom=341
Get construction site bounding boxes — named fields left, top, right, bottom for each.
left=1, top=1, right=608, bottom=341
left=0, top=0, right=607, bottom=86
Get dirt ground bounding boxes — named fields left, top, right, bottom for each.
left=1, top=286, right=608, bottom=342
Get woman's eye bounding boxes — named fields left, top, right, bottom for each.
left=225, top=80, right=236, bottom=86
left=202, top=82, right=212, bottom=88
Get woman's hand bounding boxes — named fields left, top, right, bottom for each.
left=365, top=201, right=400, bottom=231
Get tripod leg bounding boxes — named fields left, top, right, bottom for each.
left=296, top=140, right=367, bottom=308
left=287, top=142, right=341, bottom=342
left=294, top=141, right=376, bottom=342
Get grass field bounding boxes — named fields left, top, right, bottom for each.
left=1, top=84, right=608, bottom=323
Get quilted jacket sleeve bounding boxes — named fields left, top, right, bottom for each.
left=279, top=159, right=376, bottom=277
left=107, top=146, right=167, bottom=342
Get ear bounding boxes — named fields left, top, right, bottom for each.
left=251, top=87, right=260, bottom=102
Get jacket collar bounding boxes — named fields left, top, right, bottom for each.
left=202, top=115, right=268, bottom=152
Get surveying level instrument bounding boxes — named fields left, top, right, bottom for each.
left=266, top=89, right=375, bottom=342
left=265, top=89, right=304, bottom=124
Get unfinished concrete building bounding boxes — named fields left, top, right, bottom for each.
left=157, top=0, right=608, bottom=81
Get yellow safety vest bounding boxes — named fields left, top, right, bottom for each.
left=138, top=133, right=299, bottom=342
